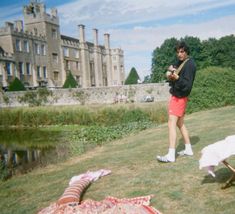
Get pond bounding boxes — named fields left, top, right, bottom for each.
left=0, top=128, right=68, bottom=179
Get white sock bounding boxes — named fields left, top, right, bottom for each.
left=185, top=143, right=193, bottom=154
left=167, top=148, right=175, bottom=161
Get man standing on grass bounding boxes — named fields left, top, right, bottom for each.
left=157, top=41, right=196, bottom=163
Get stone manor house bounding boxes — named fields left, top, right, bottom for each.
left=0, top=1, right=125, bottom=89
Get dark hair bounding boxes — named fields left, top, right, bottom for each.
left=175, top=41, right=190, bottom=55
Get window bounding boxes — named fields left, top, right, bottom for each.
left=76, top=61, right=79, bottom=70
left=74, top=49, right=79, bottom=58
left=19, top=62, right=24, bottom=75
left=41, top=44, right=46, bottom=55
left=26, top=63, right=30, bottom=75
left=65, top=60, right=69, bottom=70
left=6, top=62, right=11, bottom=75
left=63, top=47, right=69, bottom=57
left=120, top=65, right=124, bottom=73
left=37, top=66, right=41, bottom=78
left=52, top=53, right=58, bottom=63
left=43, top=66, right=47, bottom=78
left=114, top=65, right=117, bottom=71
left=14, top=66, right=17, bottom=76
left=34, top=28, right=38, bottom=35
left=34, top=43, right=40, bottom=55
left=23, top=40, right=29, bottom=52
left=76, top=75, right=80, bottom=84
left=52, top=29, right=57, bottom=39
left=53, top=71, right=59, bottom=80
left=16, top=39, right=21, bottom=51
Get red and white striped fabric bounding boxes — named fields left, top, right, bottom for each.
left=57, top=178, right=91, bottom=205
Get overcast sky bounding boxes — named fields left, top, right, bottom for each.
left=1, top=0, right=235, bottom=79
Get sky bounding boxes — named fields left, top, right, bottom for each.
left=1, top=0, right=235, bottom=80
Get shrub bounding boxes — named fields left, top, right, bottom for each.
left=63, top=71, right=78, bottom=88
left=187, top=66, right=235, bottom=113
left=125, top=67, right=140, bottom=85
left=73, top=91, right=88, bottom=105
left=72, top=121, right=153, bottom=146
left=8, top=77, right=26, bottom=91
left=18, top=88, right=53, bottom=107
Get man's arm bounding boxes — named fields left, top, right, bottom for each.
left=174, top=60, right=196, bottom=93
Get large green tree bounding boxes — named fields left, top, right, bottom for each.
left=214, top=35, right=235, bottom=68
left=151, top=35, right=235, bottom=83
left=200, top=38, right=218, bottom=68
left=183, top=36, right=203, bottom=67
left=124, top=67, right=140, bottom=84
left=151, top=38, right=178, bottom=83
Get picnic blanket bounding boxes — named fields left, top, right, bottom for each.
left=199, top=135, right=235, bottom=177
left=37, top=169, right=161, bottom=214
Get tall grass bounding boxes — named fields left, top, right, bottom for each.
left=0, top=103, right=168, bottom=127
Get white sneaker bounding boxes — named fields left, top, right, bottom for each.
left=177, top=150, right=193, bottom=156
left=156, top=155, right=175, bottom=163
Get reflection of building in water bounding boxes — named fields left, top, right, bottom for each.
left=1, top=148, right=41, bottom=168
left=0, top=1, right=125, bottom=89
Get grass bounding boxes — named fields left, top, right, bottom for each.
left=0, top=102, right=168, bottom=127
left=1, top=106, right=235, bottom=214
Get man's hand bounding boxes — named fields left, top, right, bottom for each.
left=169, top=73, right=179, bottom=81
left=168, top=65, right=175, bottom=72
left=166, top=67, right=179, bottom=81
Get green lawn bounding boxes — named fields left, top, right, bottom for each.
left=1, top=106, right=235, bottom=214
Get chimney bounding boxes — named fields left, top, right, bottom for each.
left=104, top=33, right=110, bottom=49
left=51, top=8, right=57, bottom=17
left=14, top=20, right=23, bottom=32
left=5, top=22, right=14, bottom=31
left=93, top=28, right=98, bottom=46
left=78, top=24, right=85, bottom=43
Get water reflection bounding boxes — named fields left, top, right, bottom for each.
left=0, top=128, right=63, bottom=179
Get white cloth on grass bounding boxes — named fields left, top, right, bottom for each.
left=199, top=135, right=235, bottom=177
left=69, top=169, right=111, bottom=186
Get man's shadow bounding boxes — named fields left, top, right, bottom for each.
left=176, top=135, right=200, bottom=153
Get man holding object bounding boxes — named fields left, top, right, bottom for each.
left=157, top=41, right=196, bottom=163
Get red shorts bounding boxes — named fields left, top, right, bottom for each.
left=168, top=96, right=188, bottom=117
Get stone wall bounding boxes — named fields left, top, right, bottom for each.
left=0, top=83, right=170, bottom=107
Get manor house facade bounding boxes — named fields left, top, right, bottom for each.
left=0, top=1, right=125, bottom=89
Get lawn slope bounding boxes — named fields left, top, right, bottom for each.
left=0, top=106, right=235, bottom=214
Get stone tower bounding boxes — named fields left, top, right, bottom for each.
left=23, top=0, right=65, bottom=87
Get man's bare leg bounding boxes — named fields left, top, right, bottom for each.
left=177, top=116, right=193, bottom=156
left=156, top=115, right=178, bottom=162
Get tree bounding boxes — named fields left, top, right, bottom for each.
left=200, top=38, right=218, bottom=68
left=142, top=75, right=151, bottom=84
left=151, top=38, right=178, bottom=83
left=183, top=36, right=203, bottom=68
left=124, top=67, right=140, bottom=85
left=8, top=77, right=26, bottom=91
left=151, top=35, right=235, bottom=83
left=215, top=35, right=235, bottom=68
left=63, top=71, right=78, bottom=88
